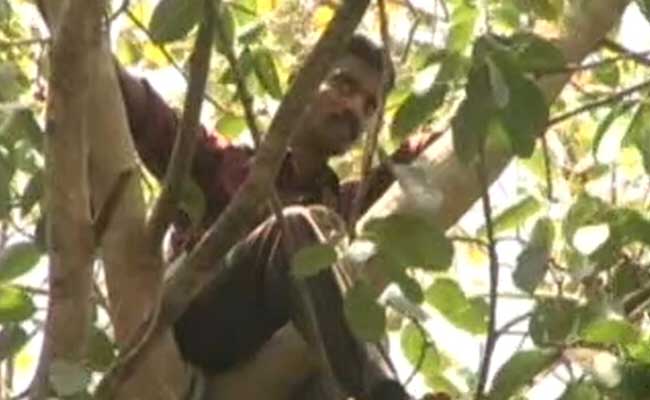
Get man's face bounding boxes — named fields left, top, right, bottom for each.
left=292, top=54, right=383, bottom=157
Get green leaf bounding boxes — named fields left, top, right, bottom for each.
left=0, top=286, right=35, bottom=322
left=20, top=172, right=43, bottom=216
left=344, top=282, right=385, bottom=342
left=488, top=350, right=560, bottom=400
left=178, top=179, right=206, bottom=228
left=495, top=57, right=549, bottom=158
left=215, top=3, right=236, bottom=54
left=364, top=213, right=453, bottom=271
left=510, top=33, right=565, bottom=73
left=525, top=0, right=560, bottom=20
left=448, top=2, right=478, bottom=53
left=252, top=48, right=282, bottom=99
left=390, top=54, right=461, bottom=140
left=557, top=382, right=600, bottom=400
left=478, top=195, right=541, bottom=236
left=0, top=324, right=28, bottom=362
left=216, top=114, right=247, bottom=139
left=638, top=0, right=650, bottom=23
left=220, top=48, right=254, bottom=83
left=563, top=194, right=609, bottom=246
left=0, top=155, right=12, bottom=219
left=400, top=322, right=443, bottom=373
left=628, top=339, right=650, bottom=363
left=0, top=63, right=28, bottom=102
left=239, top=24, right=265, bottom=45
left=594, top=62, right=620, bottom=87
left=617, top=362, right=650, bottom=400
left=592, top=101, right=635, bottom=159
left=396, top=275, right=424, bottom=304
left=87, top=328, right=115, bottom=372
left=529, top=298, right=578, bottom=346
left=0, top=241, right=42, bottom=282
left=49, top=359, right=91, bottom=397
left=425, top=278, right=488, bottom=334
left=0, top=109, right=44, bottom=149
left=452, top=63, right=495, bottom=165
left=0, top=0, right=11, bottom=22
left=149, top=0, right=202, bottom=43
left=513, top=217, right=554, bottom=294
left=580, top=319, right=640, bottom=346
left=624, top=103, right=650, bottom=174
left=486, top=56, right=510, bottom=108
left=291, top=243, right=337, bottom=279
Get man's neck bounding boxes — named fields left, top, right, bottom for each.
left=289, top=147, right=330, bottom=186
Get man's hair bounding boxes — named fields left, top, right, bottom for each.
left=346, top=34, right=395, bottom=94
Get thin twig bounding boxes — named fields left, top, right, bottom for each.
left=548, top=79, right=650, bottom=126
left=0, top=38, right=50, bottom=48
left=147, top=4, right=215, bottom=246
left=108, top=0, right=129, bottom=22
left=474, top=144, right=501, bottom=400
left=493, top=312, right=532, bottom=338
left=541, top=133, right=554, bottom=201
left=347, top=0, right=392, bottom=236
left=602, top=39, right=650, bottom=68
left=400, top=19, right=420, bottom=63
left=404, top=318, right=432, bottom=386
left=535, top=51, right=650, bottom=75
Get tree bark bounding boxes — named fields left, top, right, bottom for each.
left=29, top=0, right=99, bottom=397
left=35, top=1, right=188, bottom=399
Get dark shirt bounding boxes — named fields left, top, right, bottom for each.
left=116, top=68, right=440, bottom=246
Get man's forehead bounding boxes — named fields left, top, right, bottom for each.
left=329, top=54, right=382, bottom=95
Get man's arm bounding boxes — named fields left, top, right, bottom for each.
left=115, top=66, right=254, bottom=227
left=339, top=132, right=443, bottom=221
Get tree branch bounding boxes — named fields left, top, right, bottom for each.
left=147, top=1, right=215, bottom=246
left=29, top=0, right=101, bottom=396
left=473, top=146, right=501, bottom=400
left=360, top=0, right=632, bottom=232
left=94, top=1, right=372, bottom=398
left=548, top=78, right=650, bottom=126
left=213, top=2, right=339, bottom=394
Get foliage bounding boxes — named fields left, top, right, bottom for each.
left=1, top=0, right=650, bottom=398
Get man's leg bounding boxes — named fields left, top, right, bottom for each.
left=173, top=206, right=405, bottom=398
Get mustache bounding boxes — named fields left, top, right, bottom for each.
left=328, top=110, right=360, bottom=136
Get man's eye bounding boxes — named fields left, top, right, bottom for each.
left=330, top=74, right=357, bottom=95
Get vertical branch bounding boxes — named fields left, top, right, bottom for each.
left=541, top=134, right=554, bottom=201
left=95, top=0, right=372, bottom=398
left=474, top=146, right=501, bottom=400
left=148, top=0, right=215, bottom=245
left=213, top=5, right=339, bottom=394
left=348, top=0, right=392, bottom=235
left=30, top=0, right=102, bottom=397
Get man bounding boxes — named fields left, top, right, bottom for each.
left=118, top=34, right=436, bottom=399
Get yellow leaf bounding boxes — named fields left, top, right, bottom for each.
left=143, top=43, right=168, bottom=68
left=257, top=0, right=279, bottom=14
left=312, top=5, right=335, bottom=29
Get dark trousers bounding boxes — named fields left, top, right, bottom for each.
left=173, top=206, right=373, bottom=398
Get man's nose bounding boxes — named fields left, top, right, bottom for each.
left=334, top=93, right=366, bottom=119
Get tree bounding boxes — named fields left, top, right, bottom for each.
left=0, top=0, right=649, bottom=399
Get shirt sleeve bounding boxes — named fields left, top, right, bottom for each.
left=115, top=66, right=252, bottom=226
left=338, top=132, right=443, bottom=221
